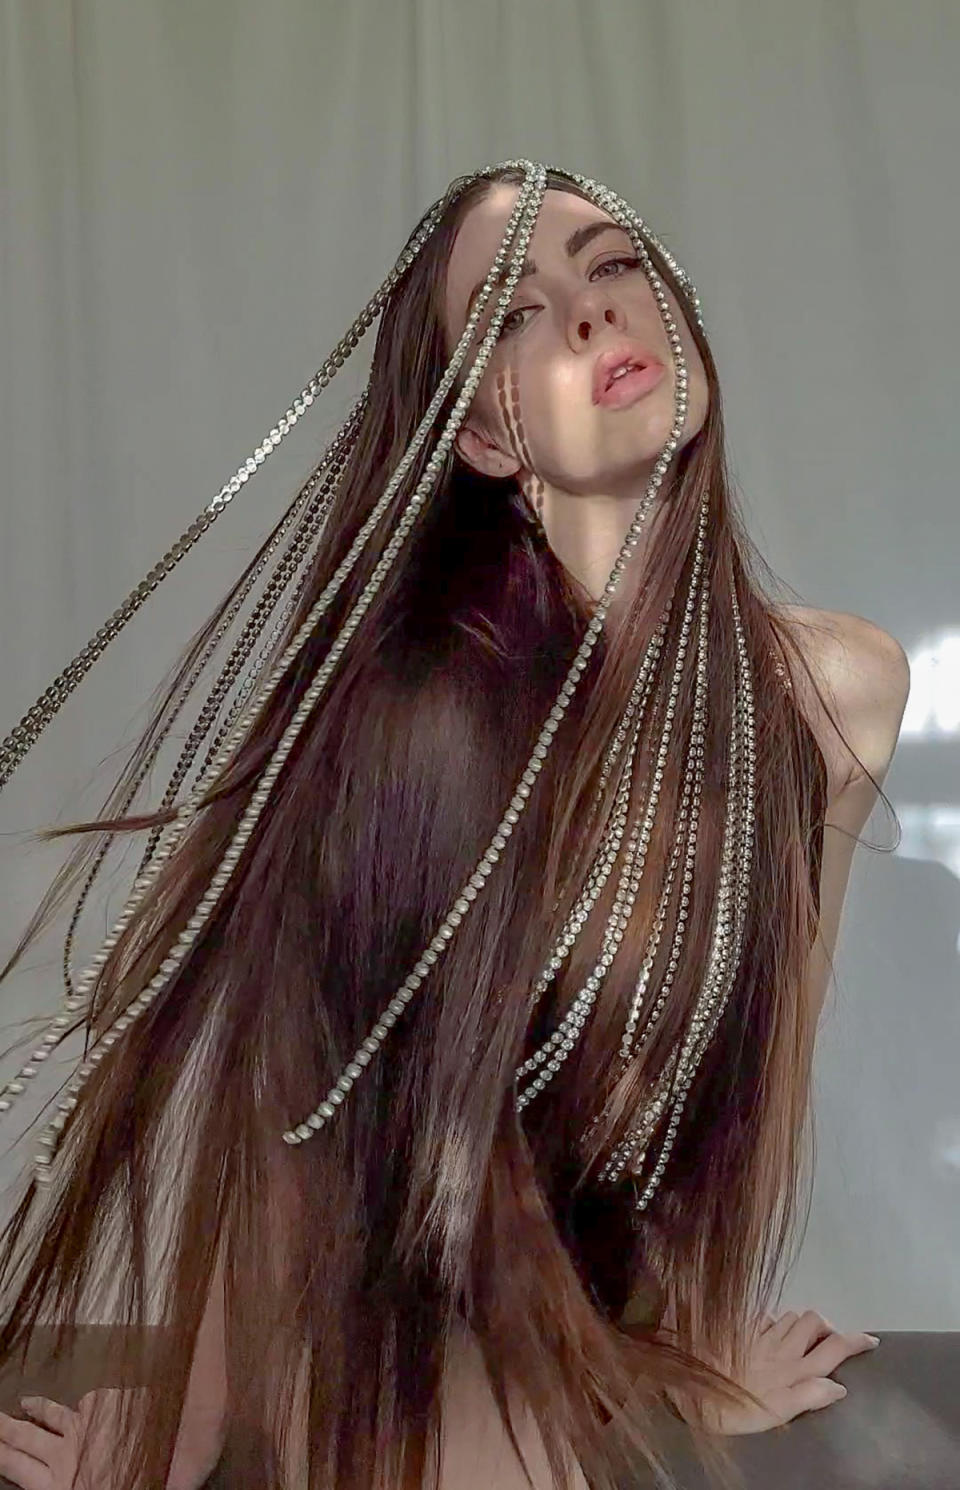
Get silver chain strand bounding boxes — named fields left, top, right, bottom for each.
left=619, top=578, right=710, bottom=1063
left=0, top=232, right=419, bottom=790
left=59, top=413, right=358, bottom=1007
left=632, top=577, right=757, bottom=1210
left=127, top=437, right=352, bottom=874
left=516, top=608, right=670, bottom=1034
left=0, top=159, right=722, bottom=1213
left=6, top=164, right=564, bottom=1171
left=514, top=499, right=708, bottom=1110
left=595, top=578, right=712, bottom=1183
left=0, top=165, right=546, bottom=1149
left=576, top=580, right=707, bottom=1181
left=601, top=576, right=757, bottom=1204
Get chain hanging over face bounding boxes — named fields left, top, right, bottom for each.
left=0, top=160, right=753, bottom=1215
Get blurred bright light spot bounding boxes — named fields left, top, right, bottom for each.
left=901, top=631, right=960, bottom=737
left=895, top=806, right=960, bottom=882
left=933, top=1119, right=960, bottom=1172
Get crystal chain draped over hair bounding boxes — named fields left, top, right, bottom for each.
left=0, top=159, right=756, bottom=1220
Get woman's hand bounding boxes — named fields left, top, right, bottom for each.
left=699, top=1309, right=881, bottom=1435
left=0, top=1387, right=130, bottom=1488
left=0, top=1385, right=222, bottom=1490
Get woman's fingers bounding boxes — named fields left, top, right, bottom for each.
left=803, top=1330, right=880, bottom=1379
left=0, top=1412, right=49, bottom=1490
left=781, top=1309, right=835, bottom=1357
left=0, top=1445, right=49, bottom=1490
left=703, top=1307, right=881, bottom=1435
left=19, top=1398, right=73, bottom=1435
left=0, top=1409, right=52, bottom=1459
left=785, top=1376, right=849, bottom=1418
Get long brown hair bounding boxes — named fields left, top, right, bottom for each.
left=0, top=165, right=892, bottom=1489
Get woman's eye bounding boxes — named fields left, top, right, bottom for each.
left=592, top=256, right=643, bottom=280
left=497, top=307, right=530, bottom=338
left=496, top=258, right=642, bottom=339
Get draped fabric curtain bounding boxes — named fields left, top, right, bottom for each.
left=1, top=0, right=957, bottom=1328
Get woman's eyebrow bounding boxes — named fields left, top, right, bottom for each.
left=464, top=220, right=629, bottom=325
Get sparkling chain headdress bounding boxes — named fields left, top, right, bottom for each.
left=0, top=160, right=756, bottom=1216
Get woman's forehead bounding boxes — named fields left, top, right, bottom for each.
left=442, top=186, right=620, bottom=341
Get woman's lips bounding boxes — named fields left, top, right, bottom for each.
left=593, top=360, right=666, bottom=408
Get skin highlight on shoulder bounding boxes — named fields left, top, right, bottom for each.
left=771, top=603, right=909, bottom=801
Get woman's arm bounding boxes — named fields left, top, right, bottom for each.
left=775, top=606, right=911, bottom=1022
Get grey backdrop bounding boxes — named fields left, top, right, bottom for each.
left=1, top=2, right=957, bottom=1328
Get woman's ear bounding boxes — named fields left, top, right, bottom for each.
left=454, top=422, right=522, bottom=481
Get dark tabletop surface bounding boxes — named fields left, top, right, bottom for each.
left=1, top=1329, right=958, bottom=1487
left=642, top=1332, right=960, bottom=1489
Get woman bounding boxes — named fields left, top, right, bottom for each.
left=0, top=160, right=909, bottom=1489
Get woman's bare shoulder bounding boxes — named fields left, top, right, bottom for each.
left=769, top=603, right=911, bottom=800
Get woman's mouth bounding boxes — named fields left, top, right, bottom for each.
left=593, top=360, right=666, bottom=409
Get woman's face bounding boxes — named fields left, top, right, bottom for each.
left=442, top=185, right=709, bottom=496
